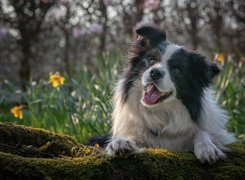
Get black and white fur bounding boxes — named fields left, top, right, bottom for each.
left=105, top=25, right=234, bottom=163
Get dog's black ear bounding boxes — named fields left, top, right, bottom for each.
left=135, top=25, right=166, bottom=47
left=209, top=62, right=220, bottom=79
left=190, top=52, right=220, bottom=87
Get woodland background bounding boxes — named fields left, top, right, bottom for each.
left=0, top=0, right=244, bottom=143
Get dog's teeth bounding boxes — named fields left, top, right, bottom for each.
left=161, top=92, right=167, bottom=95
left=144, top=84, right=153, bottom=92
left=148, top=85, right=153, bottom=91
left=160, top=91, right=170, bottom=96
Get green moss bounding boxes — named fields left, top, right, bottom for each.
left=0, top=122, right=78, bottom=157
left=0, top=122, right=244, bottom=179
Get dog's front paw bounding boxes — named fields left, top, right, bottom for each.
left=194, top=141, right=226, bottom=163
left=106, top=137, right=144, bottom=156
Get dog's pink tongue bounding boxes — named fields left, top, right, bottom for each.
left=144, top=84, right=161, bottom=105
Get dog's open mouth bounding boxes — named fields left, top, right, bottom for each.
left=143, top=84, right=172, bottom=105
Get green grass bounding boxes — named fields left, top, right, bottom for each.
left=216, top=61, right=245, bottom=134
left=0, top=53, right=244, bottom=143
left=0, top=53, right=122, bottom=143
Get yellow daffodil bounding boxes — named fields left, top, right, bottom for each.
left=49, top=72, right=65, bottom=88
left=10, top=106, right=23, bottom=119
left=215, top=53, right=225, bottom=63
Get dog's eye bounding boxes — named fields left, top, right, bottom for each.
left=148, top=59, right=156, bottom=66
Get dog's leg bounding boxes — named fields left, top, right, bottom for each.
left=194, top=131, right=226, bottom=163
left=106, top=136, right=144, bottom=156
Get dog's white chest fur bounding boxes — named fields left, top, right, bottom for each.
left=112, top=84, right=197, bottom=151
left=133, top=98, right=197, bottom=150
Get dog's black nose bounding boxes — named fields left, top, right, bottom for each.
left=150, top=68, right=165, bottom=80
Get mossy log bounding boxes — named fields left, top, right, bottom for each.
left=0, top=122, right=244, bottom=179
left=0, top=122, right=78, bottom=158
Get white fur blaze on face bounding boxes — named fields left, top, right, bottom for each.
left=141, top=44, right=181, bottom=107
left=162, top=44, right=182, bottom=64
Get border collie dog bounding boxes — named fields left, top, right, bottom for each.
left=105, top=25, right=234, bottom=163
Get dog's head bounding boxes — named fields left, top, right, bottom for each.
left=121, top=25, right=220, bottom=121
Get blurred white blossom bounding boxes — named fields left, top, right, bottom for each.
left=31, top=81, right=37, bottom=86
left=71, top=90, right=76, bottom=97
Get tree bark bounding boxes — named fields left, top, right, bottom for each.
left=99, top=1, right=108, bottom=57
left=19, top=45, right=31, bottom=91
left=63, top=6, right=72, bottom=78
left=9, top=0, right=55, bottom=91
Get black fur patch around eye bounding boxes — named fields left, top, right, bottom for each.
left=168, top=49, right=219, bottom=121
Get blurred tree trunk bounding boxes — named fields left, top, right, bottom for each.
left=226, top=0, right=245, bottom=58
left=173, top=0, right=201, bottom=50
left=9, top=0, right=55, bottom=91
left=63, top=5, right=72, bottom=78
left=229, top=0, right=245, bottom=24
left=123, top=0, right=144, bottom=36
left=135, top=0, right=144, bottom=23
left=185, top=0, right=200, bottom=50
left=99, top=1, right=108, bottom=57
left=19, top=43, right=31, bottom=91
left=64, top=28, right=71, bottom=77
left=206, top=0, right=224, bottom=52
left=153, top=4, right=165, bottom=25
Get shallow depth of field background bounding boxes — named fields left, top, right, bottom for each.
left=0, top=0, right=244, bottom=143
